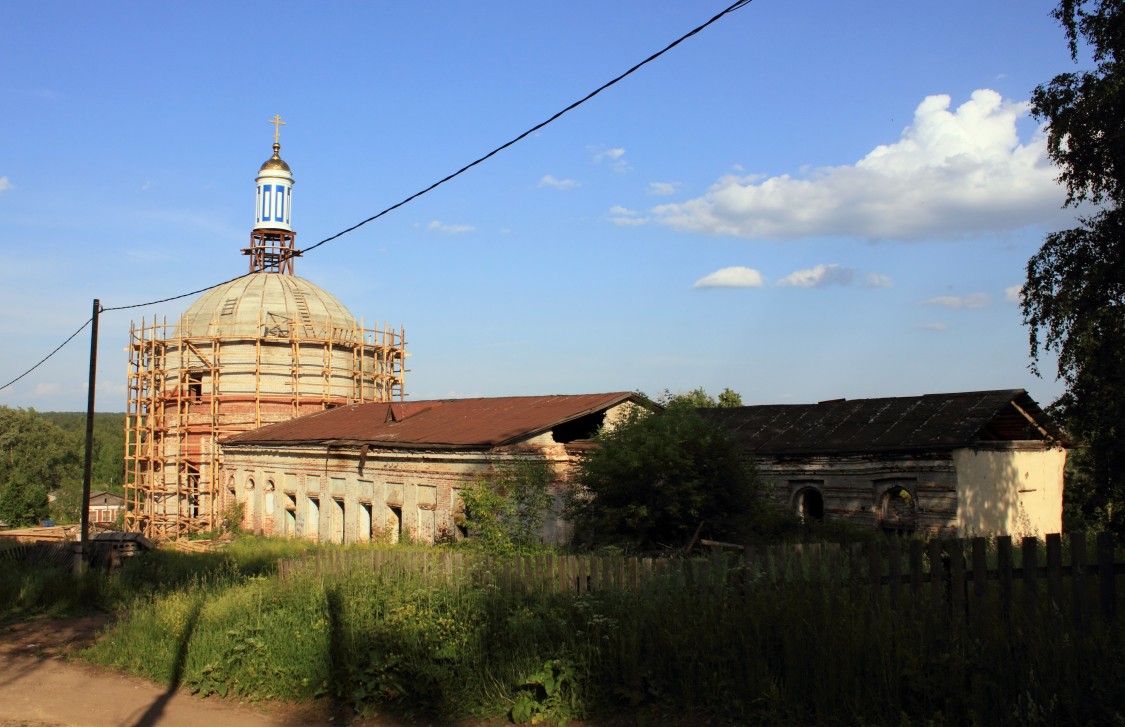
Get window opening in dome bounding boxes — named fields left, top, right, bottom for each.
left=186, top=371, right=204, bottom=403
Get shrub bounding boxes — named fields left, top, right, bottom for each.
left=567, top=402, right=761, bottom=550
left=459, top=459, right=554, bottom=554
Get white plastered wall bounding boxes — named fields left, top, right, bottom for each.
left=953, top=446, right=1066, bottom=537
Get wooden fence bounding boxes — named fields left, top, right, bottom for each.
left=277, top=532, right=1124, bottom=625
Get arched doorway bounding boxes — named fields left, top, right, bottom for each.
left=794, top=487, right=825, bottom=521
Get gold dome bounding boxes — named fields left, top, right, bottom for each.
left=259, top=142, right=291, bottom=173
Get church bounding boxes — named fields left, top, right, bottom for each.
left=123, top=119, right=407, bottom=540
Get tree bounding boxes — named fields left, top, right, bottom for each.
left=458, top=459, right=555, bottom=553
left=567, top=400, right=760, bottom=550
left=0, top=406, right=80, bottom=526
left=654, top=386, right=743, bottom=408
left=0, top=479, right=48, bottom=527
left=1024, top=0, right=1125, bottom=533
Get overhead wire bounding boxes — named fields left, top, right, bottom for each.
left=0, top=0, right=754, bottom=393
left=0, top=317, right=94, bottom=392
left=299, top=0, right=753, bottom=255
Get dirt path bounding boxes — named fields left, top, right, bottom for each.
left=0, top=616, right=428, bottom=727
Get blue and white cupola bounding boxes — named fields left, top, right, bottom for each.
left=255, top=140, right=294, bottom=232
left=244, top=115, right=301, bottom=275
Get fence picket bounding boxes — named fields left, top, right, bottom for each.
left=1072, top=532, right=1088, bottom=631
left=909, top=541, right=924, bottom=596
left=971, top=537, right=987, bottom=622
left=949, top=539, right=965, bottom=620
left=1046, top=534, right=1063, bottom=613
left=1098, top=532, right=1116, bottom=623
left=997, top=536, right=1014, bottom=618
left=1022, top=536, right=1039, bottom=619
left=928, top=539, right=944, bottom=606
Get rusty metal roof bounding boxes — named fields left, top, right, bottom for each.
left=697, top=389, right=1066, bottom=455
left=222, top=392, right=645, bottom=450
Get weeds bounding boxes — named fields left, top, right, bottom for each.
left=6, top=536, right=1125, bottom=725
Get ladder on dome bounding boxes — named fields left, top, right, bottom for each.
left=289, top=287, right=317, bottom=339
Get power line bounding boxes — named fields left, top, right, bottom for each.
left=0, top=316, right=94, bottom=393
left=300, top=0, right=752, bottom=256
left=0, top=0, right=754, bottom=393
left=101, top=272, right=253, bottom=313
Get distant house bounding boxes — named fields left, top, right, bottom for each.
left=217, top=393, right=649, bottom=544
left=699, top=389, right=1067, bottom=537
left=89, top=490, right=125, bottom=525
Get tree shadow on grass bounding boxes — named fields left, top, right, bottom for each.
left=325, top=584, right=351, bottom=724
left=129, top=598, right=203, bottom=727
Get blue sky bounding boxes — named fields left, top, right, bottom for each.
left=0, top=1, right=1087, bottom=412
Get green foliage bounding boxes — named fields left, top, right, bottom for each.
left=71, top=538, right=1125, bottom=726
left=0, top=407, right=126, bottom=526
left=568, top=402, right=760, bottom=549
left=459, top=459, right=554, bottom=554
left=652, top=386, right=742, bottom=408
left=1025, top=0, right=1125, bottom=535
left=0, top=406, right=79, bottom=525
left=0, top=479, right=49, bottom=527
left=511, top=658, right=585, bottom=725
left=219, top=499, right=246, bottom=536
left=39, top=411, right=127, bottom=491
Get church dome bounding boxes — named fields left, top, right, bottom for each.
left=259, top=142, right=291, bottom=174
left=176, top=272, right=359, bottom=339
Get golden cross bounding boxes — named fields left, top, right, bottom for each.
left=268, top=114, right=286, bottom=144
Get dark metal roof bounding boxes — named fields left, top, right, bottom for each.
left=698, top=389, right=1066, bottom=455
left=222, top=392, right=646, bottom=450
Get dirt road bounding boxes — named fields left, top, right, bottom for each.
left=0, top=616, right=416, bottom=727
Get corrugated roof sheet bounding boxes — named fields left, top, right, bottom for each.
left=222, top=392, right=643, bottom=449
left=697, top=389, right=1066, bottom=455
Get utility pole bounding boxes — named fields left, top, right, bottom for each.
left=74, top=298, right=100, bottom=576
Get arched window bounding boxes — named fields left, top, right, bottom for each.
left=880, top=486, right=917, bottom=532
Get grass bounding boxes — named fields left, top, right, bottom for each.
left=5, top=536, right=1125, bottom=725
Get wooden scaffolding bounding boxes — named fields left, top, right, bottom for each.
left=124, top=311, right=406, bottom=541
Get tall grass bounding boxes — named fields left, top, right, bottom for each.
left=79, top=545, right=1125, bottom=726
left=0, top=536, right=318, bottom=622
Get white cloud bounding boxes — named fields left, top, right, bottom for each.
left=648, top=181, right=680, bottom=196
left=778, top=263, right=855, bottom=288
left=594, top=147, right=625, bottom=162
left=693, top=266, right=765, bottom=288
left=651, top=89, right=1069, bottom=241
left=426, top=220, right=475, bottom=234
left=608, top=205, right=647, bottom=226
left=915, top=322, right=949, bottom=332
left=34, top=382, right=61, bottom=396
left=0, top=177, right=13, bottom=193
left=538, top=175, right=579, bottom=190
left=922, top=292, right=990, bottom=309
left=1005, top=284, right=1023, bottom=303
left=592, top=147, right=630, bottom=173
left=865, top=273, right=893, bottom=288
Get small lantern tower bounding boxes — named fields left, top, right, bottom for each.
left=244, top=115, right=300, bottom=274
